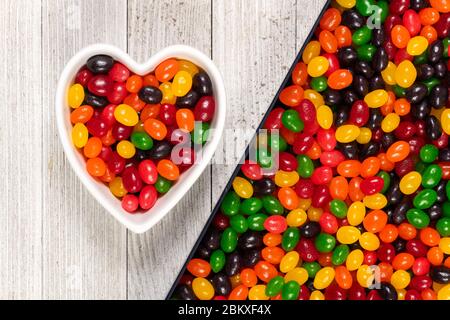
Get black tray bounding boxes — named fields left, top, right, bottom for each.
left=166, top=0, right=332, bottom=299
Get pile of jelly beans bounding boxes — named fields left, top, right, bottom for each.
left=173, top=0, right=450, bottom=300
left=69, top=55, right=215, bottom=213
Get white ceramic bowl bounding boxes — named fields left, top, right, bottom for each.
left=56, top=44, right=226, bottom=233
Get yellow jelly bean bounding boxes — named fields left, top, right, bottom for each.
left=307, top=206, right=322, bottom=222
left=68, top=83, right=85, bottom=109
left=337, top=0, right=356, bottom=8
left=399, top=171, right=422, bottom=195
left=395, top=60, right=417, bottom=88
left=317, top=105, right=333, bottom=129
left=302, top=40, right=321, bottom=64
left=116, top=140, right=136, bottom=159
left=232, top=176, right=253, bottom=199
left=346, top=249, right=364, bottom=271
left=109, top=177, right=127, bottom=198
left=304, top=89, right=325, bottom=108
left=359, top=232, right=380, bottom=251
left=172, top=71, right=193, bottom=97
left=313, top=267, right=335, bottom=290
left=439, top=237, right=450, bottom=255
left=307, top=56, right=329, bottom=77
left=335, top=124, right=360, bottom=143
left=284, top=267, right=308, bottom=286
left=286, top=209, right=307, bottom=227
left=441, top=109, right=450, bottom=135
left=310, top=290, right=325, bottom=300
left=248, top=285, right=269, bottom=300
left=280, top=251, right=300, bottom=273
left=274, top=170, right=299, bottom=187
left=178, top=59, right=199, bottom=76
left=381, top=61, right=397, bottom=85
left=381, top=113, right=400, bottom=133
left=71, top=123, right=89, bottom=148
left=364, top=89, right=388, bottom=108
left=347, top=201, right=366, bottom=226
left=433, top=281, right=445, bottom=292
left=363, top=193, right=387, bottom=210
left=192, top=277, right=214, bottom=300
left=357, top=265, right=378, bottom=288
left=406, top=36, right=428, bottom=56
left=356, top=127, right=372, bottom=144
left=337, top=226, right=361, bottom=244
left=114, top=104, right=139, bottom=126
left=299, top=198, right=312, bottom=211
left=159, top=82, right=177, bottom=104
left=438, top=284, right=450, bottom=300
left=397, top=288, right=406, bottom=300
left=391, top=270, right=410, bottom=290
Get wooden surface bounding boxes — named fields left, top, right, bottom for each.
left=0, top=0, right=326, bottom=299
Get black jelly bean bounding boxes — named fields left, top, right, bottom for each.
left=86, top=54, right=114, bottom=74
left=338, top=46, right=358, bottom=67
left=372, top=48, right=388, bottom=72
left=341, top=9, right=364, bottom=29
left=372, top=28, right=385, bottom=47
left=253, top=178, right=276, bottom=195
left=138, top=86, right=163, bottom=104
left=337, top=142, right=359, bottom=160
left=428, top=204, right=443, bottom=221
left=300, top=221, right=321, bottom=238
left=406, top=83, right=428, bottom=104
left=434, top=61, right=447, bottom=79
left=225, top=252, right=241, bottom=276
left=369, top=74, right=385, bottom=91
left=439, top=148, right=450, bottom=161
left=211, top=273, right=232, bottom=296
left=148, top=141, right=172, bottom=160
left=354, top=61, right=374, bottom=78
left=417, top=64, right=435, bottom=80
left=323, top=89, right=342, bottom=106
left=378, top=283, right=398, bottom=300
left=359, top=141, right=380, bottom=160
left=335, top=105, right=349, bottom=126
left=429, top=84, right=448, bottom=109
left=241, top=249, right=261, bottom=268
left=392, top=238, right=406, bottom=252
left=386, top=180, right=404, bottom=207
left=196, top=245, right=212, bottom=260
left=177, top=284, right=196, bottom=300
left=202, top=228, right=221, bottom=250
left=176, top=90, right=200, bottom=109
left=411, top=100, right=431, bottom=120
left=353, top=75, right=369, bottom=97
left=428, top=40, right=443, bottom=64
left=84, top=91, right=109, bottom=108
left=425, top=115, right=442, bottom=140
left=367, top=109, right=382, bottom=130
left=430, top=267, right=450, bottom=284
left=193, top=71, right=213, bottom=96
left=381, top=133, right=396, bottom=150
left=237, top=231, right=263, bottom=251
left=343, top=90, right=358, bottom=105
left=435, top=180, right=447, bottom=203
left=410, top=0, right=428, bottom=10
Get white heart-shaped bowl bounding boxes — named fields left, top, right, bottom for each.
left=56, top=44, right=226, bottom=233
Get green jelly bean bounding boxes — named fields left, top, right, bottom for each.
left=315, top=233, right=336, bottom=253
left=310, top=76, right=328, bottom=92
left=414, top=51, right=428, bottom=65
left=330, top=199, right=348, bottom=219
left=282, top=227, right=300, bottom=252
left=443, top=201, right=450, bottom=218
left=220, top=227, right=238, bottom=253
left=422, top=78, right=440, bottom=94
left=262, top=195, right=284, bottom=215
left=269, top=133, right=287, bottom=152
left=443, top=38, right=449, bottom=58
left=332, top=244, right=350, bottom=266
left=355, top=0, right=375, bottom=16
left=266, top=275, right=284, bottom=297
left=420, top=144, right=439, bottom=163
left=247, top=213, right=268, bottom=231
left=376, top=0, right=389, bottom=23
left=303, top=262, right=321, bottom=278
left=297, top=155, right=314, bottom=178
left=130, top=131, right=153, bottom=150
left=281, top=281, right=300, bottom=300
left=377, top=171, right=391, bottom=194
left=257, top=148, right=273, bottom=169
left=282, top=109, right=304, bottom=133
left=210, top=249, right=226, bottom=273
left=415, top=161, right=427, bottom=175
left=406, top=208, right=430, bottom=229
left=356, top=44, right=376, bottom=61
left=352, top=25, right=372, bottom=45
left=221, top=191, right=241, bottom=216
left=413, top=189, right=437, bottom=209
left=436, top=218, right=450, bottom=237
left=422, top=164, right=442, bottom=189
left=230, top=214, right=248, bottom=233
left=154, top=175, right=172, bottom=193
left=191, top=122, right=210, bottom=145
left=392, top=84, right=406, bottom=98
left=240, top=197, right=263, bottom=215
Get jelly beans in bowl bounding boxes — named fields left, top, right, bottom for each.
left=56, top=44, right=226, bottom=233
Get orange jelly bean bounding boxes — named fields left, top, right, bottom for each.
left=327, top=69, right=353, bottom=89
left=337, top=160, right=361, bottom=178
left=386, top=141, right=410, bottom=163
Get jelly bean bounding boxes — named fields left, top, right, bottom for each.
left=400, top=171, right=422, bottom=194
left=157, top=159, right=179, bottom=181
left=302, top=41, right=321, bottom=64
left=313, top=267, right=335, bottom=290
left=395, top=60, right=417, bottom=88
left=192, top=277, right=214, bottom=300
left=172, top=71, right=193, bottom=97
left=307, top=56, right=329, bottom=77
left=72, top=123, right=89, bottom=148
left=364, top=89, right=388, bottom=108
left=68, top=84, right=85, bottom=109
left=387, top=141, right=410, bottom=162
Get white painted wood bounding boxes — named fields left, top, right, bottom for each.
left=126, top=0, right=213, bottom=300
left=41, top=0, right=128, bottom=299
left=0, top=0, right=327, bottom=299
left=0, top=0, right=43, bottom=300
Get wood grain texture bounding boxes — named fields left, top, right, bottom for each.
left=0, top=0, right=43, bottom=299
left=41, top=0, right=128, bottom=299
left=0, top=0, right=327, bottom=299
left=126, top=0, right=212, bottom=300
